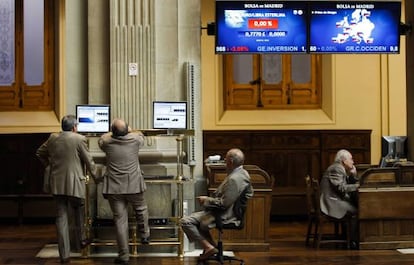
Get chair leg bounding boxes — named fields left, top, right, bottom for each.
left=334, top=222, right=339, bottom=238
left=201, top=230, right=245, bottom=265
left=217, top=237, right=224, bottom=264
left=306, top=218, right=313, bottom=246
left=346, top=219, right=351, bottom=249
left=313, top=222, right=319, bottom=248
left=316, top=221, right=323, bottom=249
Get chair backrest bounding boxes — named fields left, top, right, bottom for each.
left=305, top=175, right=316, bottom=215
left=310, top=176, right=322, bottom=215
left=233, top=185, right=251, bottom=228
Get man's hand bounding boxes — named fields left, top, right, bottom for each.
left=197, top=196, right=208, bottom=204
left=94, top=176, right=104, bottom=184
left=349, top=165, right=357, bottom=176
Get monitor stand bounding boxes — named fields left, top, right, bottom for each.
left=166, top=129, right=174, bottom=136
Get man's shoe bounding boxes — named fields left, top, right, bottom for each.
left=114, top=257, right=129, bottom=265
left=60, top=258, right=70, bottom=264
left=350, top=241, right=359, bottom=250
left=199, top=247, right=218, bottom=260
left=80, top=238, right=92, bottom=249
left=141, top=237, right=150, bottom=244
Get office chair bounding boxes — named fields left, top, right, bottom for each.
left=200, top=186, right=251, bottom=265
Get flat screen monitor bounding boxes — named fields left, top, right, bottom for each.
left=381, top=135, right=407, bottom=159
left=309, top=1, right=401, bottom=54
left=215, top=1, right=308, bottom=54
left=152, top=101, right=187, bottom=130
left=76, top=104, right=110, bottom=134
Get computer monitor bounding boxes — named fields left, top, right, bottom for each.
left=380, top=135, right=407, bottom=167
left=381, top=136, right=407, bottom=159
left=152, top=101, right=187, bottom=131
left=75, top=104, right=111, bottom=134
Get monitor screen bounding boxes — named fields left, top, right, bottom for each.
left=76, top=104, right=110, bottom=134
left=381, top=135, right=407, bottom=159
left=309, top=1, right=401, bottom=54
left=153, top=101, right=187, bottom=130
left=215, top=1, right=308, bottom=54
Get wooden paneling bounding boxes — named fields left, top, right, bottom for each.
left=359, top=188, right=414, bottom=219
left=0, top=134, right=52, bottom=222
left=203, top=130, right=371, bottom=217
left=359, top=166, right=414, bottom=249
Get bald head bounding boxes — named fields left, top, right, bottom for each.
left=111, top=119, right=129, bottom=137
left=225, top=148, right=245, bottom=171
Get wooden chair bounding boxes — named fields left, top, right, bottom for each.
left=304, top=175, right=317, bottom=246
left=310, top=177, right=351, bottom=249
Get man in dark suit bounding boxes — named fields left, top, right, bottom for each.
left=180, top=148, right=254, bottom=260
left=36, top=114, right=97, bottom=263
left=98, top=118, right=149, bottom=265
left=319, top=149, right=360, bottom=248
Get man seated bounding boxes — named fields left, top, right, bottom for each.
left=319, top=149, right=360, bottom=249
left=179, top=148, right=254, bottom=260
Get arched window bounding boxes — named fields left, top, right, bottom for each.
left=224, top=54, right=322, bottom=110
left=0, top=0, right=54, bottom=111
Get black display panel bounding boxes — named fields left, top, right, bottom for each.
left=215, top=1, right=308, bottom=54
left=309, top=1, right=401, bottom=54
left=76, top=105, right=110, bottom=134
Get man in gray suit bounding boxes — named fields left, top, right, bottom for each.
left=36, top=114, right=97, bottom=263
left=98, top=118, right=149, bottom=265
left=319, top=149, right=360, bottom=248
left=180, top=148, right=254, bottom=260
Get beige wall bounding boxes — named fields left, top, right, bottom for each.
left=201, top=0, right=407, bottom=164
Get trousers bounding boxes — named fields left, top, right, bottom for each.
left=54, top=195, right=86, bottom=260
left=106, top=193, right=150, bottom=261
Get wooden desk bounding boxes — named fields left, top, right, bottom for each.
left=358, top=165, right=414, bottom=249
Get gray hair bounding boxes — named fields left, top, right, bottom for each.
left=61, top=115, right=77, bottom=131
left=227, top=148, right=245, bottom=167
left=334, top=149, right=351, bottom=163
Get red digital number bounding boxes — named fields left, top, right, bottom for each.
left=248, top=19, right=278, bottom=29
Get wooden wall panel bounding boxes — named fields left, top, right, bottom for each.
left=359, top=169, right=414, bottom=249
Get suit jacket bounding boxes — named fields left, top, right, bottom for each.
left=203, top=166, right=254, bottom=226
left=98, top=131, right=146, bottom=195
left=36, top=131, right=96, bottom=199
left=319, top=161, right=359, bottom=219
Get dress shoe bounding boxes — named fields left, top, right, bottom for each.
left=199, top=247, right=218, bottom=260
left=141, top=237, right=150, bottom=244
left=350, top=241, right=359, bottom=250
left=80, top=238, right=92, bottom=249
left=114, top=257, right=129, bottom=265
left=60, top=258, right=70, bottom=264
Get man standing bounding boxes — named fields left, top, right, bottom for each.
left=319, top=149, right=360, bottom=248
left=98, top=118, right=150, bottom=265
left=36, top=114, right=97, bottom=263
left=180, top=148, right=253, bottom=260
